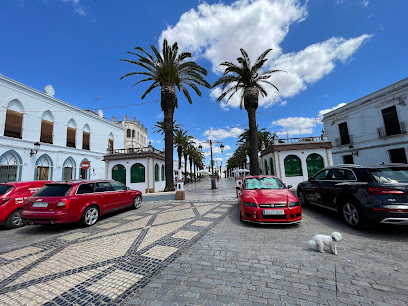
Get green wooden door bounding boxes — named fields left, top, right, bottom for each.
left=306, top=154, right=324, bottom=178
left=112, top=164, right=126, bottom=185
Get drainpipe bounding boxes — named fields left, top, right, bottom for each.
left=152, top=157, right=155, bottom=193
left=277, top=151, right=283, bottom=179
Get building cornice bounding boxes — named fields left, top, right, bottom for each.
left=260, top=141, right=332, bottom=157
left=0, top=74, right=124, bottom=130
left=323, top=78, right=408, bottom=122
left=103, top=151, right=165, bottom=161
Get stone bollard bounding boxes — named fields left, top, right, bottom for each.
left=176, top=179, right=185, bottom=200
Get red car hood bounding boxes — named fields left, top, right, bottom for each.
left=242, top=189, right=295, bottom=204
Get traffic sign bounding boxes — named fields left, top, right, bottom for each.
left=81, top=161, right=90, bottom=170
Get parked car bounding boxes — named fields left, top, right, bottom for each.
left=238, top=175, right=301, bottom=224
left=0, top=181, right=51, bottom=229
left=21, top=180, right=142, bottom=227
left=297, top=164, right=408, bottom=228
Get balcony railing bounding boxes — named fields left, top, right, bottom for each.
left=107, top=147, right=164, bottom=156
left=274, top=136, right=327, bottom=144
left=377, top=121, right=406, bottom=138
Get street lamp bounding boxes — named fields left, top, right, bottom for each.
left=30, top=142, right=40, bottom=157
left=198, top=140, right=224, bottom=175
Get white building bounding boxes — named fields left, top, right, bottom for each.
left=0, top=75, right=124, bottom=182
left=322, top=78, right=408, bottom=165
left=112, top=115, right=148, bottom=149
left=260, top=135, right=333, bottom=189
left=104, top=144, right=166, bottom=193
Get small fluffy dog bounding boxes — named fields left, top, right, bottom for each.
left=308, top=232, right=343, bottom=255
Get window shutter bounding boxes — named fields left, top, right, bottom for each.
left=67, top=127, right=76, bottom=147
left=4, top=110, right=23, bottom=139
left=82, top=131, right=90, bottom=150
left=40, top=120, right=53, bottom=144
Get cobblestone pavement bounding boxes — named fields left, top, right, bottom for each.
left=0, top=179, right=236, bottom=305
left=126, top=180, right=408, bottom=306
left=1, top=178, right=408, bottom=305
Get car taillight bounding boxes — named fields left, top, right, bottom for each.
left=0, top=198, right=11, bottom=205
left=57, top=199, right=71, bottom=208
left=368, top=187, right=404, bottom=195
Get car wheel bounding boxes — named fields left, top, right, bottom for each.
left=342, top=201, right=366, bottom=229
left=239, top=210, right=244, bottom=222
left=80, top=206, right=99, bottom=227
left=297, top=190, right=310, bottom=207
left=5, top=208, right=25, bottom=229
left=133, top=195, right=142, bottom=209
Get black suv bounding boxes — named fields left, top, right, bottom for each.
left=297, top=164, right=408, bottom=228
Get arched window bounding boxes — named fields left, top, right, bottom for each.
left=132, top=130, right=135, bottom=138
left=126, top=129, right=131, bottom=138
left=40, top=111, right=54, bottom=144
left=82, top=124, right=91, bottom=150
left=284, top=155, right=302, bottom=177
left=306, top=153, right=324, bottom=178
left=155, top=163, right=159, bottom=182
left=66, top=119, right=77, bottom=148
left=63, top=157, right=76, bottom=180
left=0, top=150, right=22, bottom=182
left=131, top=163, right=145, bottom=183
left=4, top=99, right=24, bottom=139
left=112, top=164, right=126, bottom=185
left=79, top=158, right=89, bottom=179
left=269, top=157, right=274, bottom=175
left=161, top=165, right=165, bottom=181
left=264, top=160, right=269, bottom=175
left=35, top=154, right=53, bottom=180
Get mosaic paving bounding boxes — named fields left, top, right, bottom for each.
left=0, top=200, right=235, bottom=305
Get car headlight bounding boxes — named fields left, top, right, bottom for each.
left=289, top=201, right=300, bottom=207
left=243, top=202, right=257, bottom=207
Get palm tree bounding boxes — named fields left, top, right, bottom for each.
left=212, top=48, right=284, bottom=175
left=153, top=120, right=179, bottom=136
left=121, top=39, right=211, bottom=191
left=182, top=137, right=194, bottom=182
left=174, top=128, right=188, bottom=171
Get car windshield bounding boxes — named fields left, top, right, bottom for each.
left=368, top=167, right=408, bottom=184
left=34, top=184, right=72, bottom=197
left=0, top=184, right=13, bottom=195
left=243, top=177, right=286, bottom=190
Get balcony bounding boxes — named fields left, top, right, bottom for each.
left=334, top=135, right=353, bottom=146
left=107, top=147, right=164, bottom=156
left=377, top=121, right=406, bottom=138
left=274, top=136, right=328, bottom=144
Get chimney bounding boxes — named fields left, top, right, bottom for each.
left=124, top=115, right=128, bottom=121
left=112, top=116, right=115, bottom=122
left=134, top=117, right=136, bottom=122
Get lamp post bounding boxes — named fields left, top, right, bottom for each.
left=30, top=142, right=40, bottom=157
left=198, top=140, right=224, bottom=175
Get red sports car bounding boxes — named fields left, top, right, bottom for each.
left=238, top=176, right=301, bottom=224
left=21, top=180, right=142, bottom=227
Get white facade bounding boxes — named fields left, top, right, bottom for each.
left=113, top=115, right=148, bottom=149
left=105, top=146, right=166, bottom=193
left=260, top=136, right=333, bottom=189
left=0, top=74, right=124, bottom=182
left=323, top=78, right=408, bottom=165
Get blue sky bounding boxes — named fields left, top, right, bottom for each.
left=1, top=0, right=407, bottom=169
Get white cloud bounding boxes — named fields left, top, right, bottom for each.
left=361, top=0, right=369, bottom=7
left=271, top=102, right=347, bottom=137
left=318, top=103, right=347, bottom=121
left=161, top=0, right=371, bottom=110
left=63, top=0, right=86, bottom=16
left=203, top=127, right=245, bottom=140
left=157, top=113, right=164, bottom=119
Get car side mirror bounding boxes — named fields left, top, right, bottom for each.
left=287, top=185, right=292, bottom=189
left=308, top=177, right=314, bottom=182
left=126, top=187, right=130, bottom=190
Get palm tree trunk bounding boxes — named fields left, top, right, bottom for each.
left=162, top=84, right=177, bottom=191
left=177, top=146, right=182, bottom=170
left=184, top=153, right=188, bottom=183
left=189, top=157, right=193, bottom=180
left=247, top=108, right=260, bottom=175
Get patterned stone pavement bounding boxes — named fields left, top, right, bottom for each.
left=0, top=178, right=237, bottom=305
left=1, top=178, right=408, bottom=305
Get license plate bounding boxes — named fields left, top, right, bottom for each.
left=263, top=209, right=284, bottom=215
left=32, top=202, right=48, bottom=207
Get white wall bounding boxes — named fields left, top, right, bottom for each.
left=107, top=157, right=166, bottom=194
left=323, top=78, right=408, bottom=165
left=0, top=75, right=124, bottom=181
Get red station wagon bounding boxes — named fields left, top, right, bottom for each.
left=238, top=176, right=302, bottom=224
left=0, top=181, right=51, bottom=229
left=21, top=180, right=142, bottom=227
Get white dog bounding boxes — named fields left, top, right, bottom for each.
left=308, top=232, right=343, bottom=255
